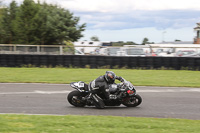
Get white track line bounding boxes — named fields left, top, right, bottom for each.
left=0, top=89, right=200, bottom=95
left=0, top=113, right=67, bottom=116
left=0, top=90, right=71, bottom=95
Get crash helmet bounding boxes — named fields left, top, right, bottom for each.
left=105, top=71, right=116, bottom=83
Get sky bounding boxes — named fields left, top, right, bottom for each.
left=2, top=0, right=200, bottom=43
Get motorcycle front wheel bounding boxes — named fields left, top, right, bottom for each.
left=67, top=90, right=86, bottom=107
left=122, top=94, right=142, bottom=107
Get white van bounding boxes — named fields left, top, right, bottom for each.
left=99, top=47, right=121, bottom=56
left=119, top=48, right=146, bottom=57
left=74, top=49, right=84, bottom=55
left=73, top=41, right=102, bottom=54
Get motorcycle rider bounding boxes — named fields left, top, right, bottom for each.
left=88, top=71, right=125, bottom=109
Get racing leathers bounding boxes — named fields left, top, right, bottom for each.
left=88, top=75, right=125, bottom=109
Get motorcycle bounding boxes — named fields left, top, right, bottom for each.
left=67, top=80, right=142, bottom=108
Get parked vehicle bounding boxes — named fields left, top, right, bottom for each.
left=148, top=44, right=200, bottom=57
left=119, top=48, right=146, bottom=57
left=155, top=48, right=176, bottom=57
left=74, top=49, right=84, bottom=55
left=99, top=47, right=146, bottom=57
left=99, top=47, right=121, bottom=56
left=73, top=41, right=102, bottom=55
left=176, top=50, right=196, bottom=57
left=181, top=52, right=200, bottom=57
left=67, top=80, right=142, bottom=108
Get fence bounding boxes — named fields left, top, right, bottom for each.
left=0, top=44, right=74, bottom=55
left=2, top=44, right=200, bottom=57
left=0, top=54, right=200, bottom=70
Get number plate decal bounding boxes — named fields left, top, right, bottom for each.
left=79, top=83, right=84, bottom=87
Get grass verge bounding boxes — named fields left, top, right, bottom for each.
left=0, top=114, right=200, bottom=133
left=1, top=68, right=200, bottom=132
left=0, top=67, right=200, bottom=87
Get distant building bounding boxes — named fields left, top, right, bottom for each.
left=158, top=41, right=193, bottom=44
left=194, top=23, right=200, bottom=44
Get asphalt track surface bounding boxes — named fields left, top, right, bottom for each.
left=0, top=83, right=200, bottom=120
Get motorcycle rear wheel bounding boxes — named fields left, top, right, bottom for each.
left=122, top=94, right=142, bottom=107
left=67, top=90, right=86, bottom=107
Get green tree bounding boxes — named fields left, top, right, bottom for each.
left=111, top=41, right=124, bottom=46
left=126, top=41, right=137, bottom=45
left=90, top=36, right=100, bottom=41
left=142, top=37, right=149, bottom=45
left=63, top=40, right=74, bottom=54
left=141, top=38, right=154, bottom=45
left=0, top=0, right=18, bottom=44
left=14, top=0, right=40, bottom=44
left=0, top=2, right=3, bottom=16
left=22, top=1, right=86, bottom=45
left=35, top=3, right=86, bottom=45
left=175, top=39, right=181, bottom=42
left=0, top=0, right=86, bottom=45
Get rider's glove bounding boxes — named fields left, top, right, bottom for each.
left=116, top=76, right=124, bottom=82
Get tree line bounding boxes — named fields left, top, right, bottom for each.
left=90, top=36, right=154, bottom=46
left=0, top=0, right=86, bottom=45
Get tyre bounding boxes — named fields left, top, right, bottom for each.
left=67, top=90, right=86, bottom=107
left=122, top=94, right=142, bottom=107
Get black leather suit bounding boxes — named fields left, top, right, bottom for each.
left=88, top=75, right=124, bottom=109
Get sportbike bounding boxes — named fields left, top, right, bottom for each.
left=67, top=80, right=142, bottom=108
